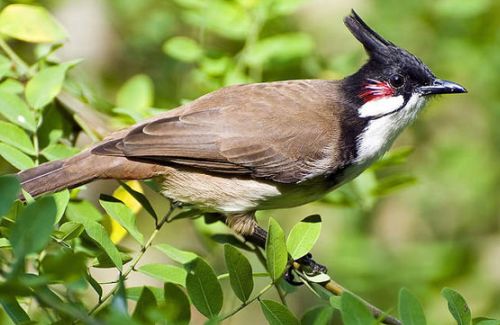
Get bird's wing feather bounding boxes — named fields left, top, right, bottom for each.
left=93, top=80, right=343, bottom=183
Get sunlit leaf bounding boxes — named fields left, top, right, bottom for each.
left=138, top=264, right=187, bottom=286
left=0, top=4, right=68, bottom=43
left=0, top=175, right=20, bottom=217
left=127, top=286, right=164, bottom=303
left=441, top=288, right=472, bottom=325
left=0, top=143, right=34, bottom=170
left=52, top=189, right=69, bottom=223
left=340, top=292, right=374, bottom=325
left=0, top=54, right=11, bottom=79
left=163, top=36, right=203, bottom=63
left=155, top=243, right=198, bottom=264
left=224, top=244, right=253, bottom=302
left=186, top=258, right=223, bottom=318
left=41, top=143, right=80, bottom=161
left=399, top=288, right=426, bottom=325
left=116, top=74, right=154, bottom=111
left=0, top=91, right=36, bottom=131
left=84, top=221, right=123, bottom=270
left=66, top=201, right=103, bottom=222
left=260, top=299, right=299, bottom=325
left=0, top=121, right=35, bottom=155
left=100, top=194, right=144, bottom=245
left=286, top=214, right=321, bottom=260
left=25, top=61, right=78, bottom=109
left=266, top=218, right=288, bottom=281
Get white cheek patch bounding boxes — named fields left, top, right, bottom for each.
left=358, top=95, right=404, bottom=118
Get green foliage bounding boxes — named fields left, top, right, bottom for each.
left=286, top=214, right=322, bottom=260
left=224, top=244, right=253, bottom=302
left=340, top=292, right=375, bottom=325
left=186, top=257, right=223, bottom=318
left=399, top=288, right=427, bottom=325
left=266, top=217, right=288, bottom=281
left=260, top=299, right=299, bottom=325
left=442, top=288, right=472, bottom=325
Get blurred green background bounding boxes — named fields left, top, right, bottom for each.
left=0, top=0, right=498, bottom=323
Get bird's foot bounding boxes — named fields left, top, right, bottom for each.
left=285, top=253, right=329, bottom=286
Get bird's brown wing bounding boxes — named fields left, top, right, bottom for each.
left=92, top=80, right=344, bottom=183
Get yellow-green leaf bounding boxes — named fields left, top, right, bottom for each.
left=163, top=36, right=203, bottom=63
left=0, top=91, right=36, bottom=132
left=0, top=121, right=35, bottom=155
left=0, top=4, right=67, bottom=43
left=138, top=264, right=187, bottom=286
left=0, top=143, right=35, bottom=170
left=286, top=214, right=321, bottom=260
left=266, top=218, right=288, bottom=281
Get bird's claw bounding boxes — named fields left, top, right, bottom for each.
left=284, top=253, right=329, bottom=286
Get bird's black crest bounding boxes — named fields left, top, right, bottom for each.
left=344, top=10, right=395, bottom=56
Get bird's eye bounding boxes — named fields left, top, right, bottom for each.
left=389, top=74, right=405, bottom=88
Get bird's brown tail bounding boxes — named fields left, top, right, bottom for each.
left=17, top=151, right=106, bottom=198
left=17, top=150, right=167, bottom=198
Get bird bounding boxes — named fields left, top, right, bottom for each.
left=17, top=10, right=466, bottom=239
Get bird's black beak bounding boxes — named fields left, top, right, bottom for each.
left=418, top=79, right=467, bottom=96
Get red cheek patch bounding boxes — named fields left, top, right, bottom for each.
left=359, top=79, right=395, bottom=102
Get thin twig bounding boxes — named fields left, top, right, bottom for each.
left=87, top=205, right=176, bottom=316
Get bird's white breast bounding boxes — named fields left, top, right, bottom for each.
left=355, top=94, right=427, bottom=164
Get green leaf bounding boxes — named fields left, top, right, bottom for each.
left=0, top=298, right=30, bottom=324
left=0, top=175, right=20, bottom=217
left=0, top=54, right=11, bottom=80
left=329, top=295, right=341, bottom=310
left=100, top=194, right=144, bottom=245
left=132, top=287, right=157, bottom=324
left=0, top=91, right=36, bottom=131
left=66, top=201, right=103, bottom=222
left=0, top=143, right=34, bottom=170
left=155, top=243, right=198, bottom=264
left=266, top=218, right=288, bottom=281
left=127, top=286, right=164, bottom=303
left=340, top=292, right=374, bottom=325
left=119, top=181, right=158, bottom=223
left=163, top=36, right=203, bottom=62
left=116, top=74, right=154, bottom=111
left=223, top=244, right=253, bottom=302
left=300, top=305, right=334, bottom=325
left=0, top=4, right=67, bottom=43
left=286, top=214, right=321, bottom=259
left=10, top=196, right=57, bottom=262
left=399, top=288, right=426, bottom=325
left=41, top=143, right=80, bottom=161
left=260, top=300, right=299, bottom=325
left=441, top=288, right=472, bottom=325
left=84, top=221, right=123, bottom=270
left=0, top=79, right=24, bottom=94
left=138, top=264, right=187, bottom=286
left=56, top=221, right=84, bottom=241
left=0, top=121, right=35, bottom=155
left=245, top=33, right=314, bottom=67
left=25, top=62, right=76, bottom=109
left=186, top=258, right=223, bottom=318
left=52, top=189, right=69, bottom=223
left=111, top=276, right=128, bottom=314
left=163, top=283, right=191, bottom=325
left=474, top=318, right=500, bottom=325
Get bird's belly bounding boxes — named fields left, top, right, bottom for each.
left=159, top=168, right=333, bottom=213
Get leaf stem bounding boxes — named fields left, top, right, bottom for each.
left=0, top=37, right=30, bottom=76
left=221, top=282, right=274, bottom=320
left=87, top=205, right=176, bottom=316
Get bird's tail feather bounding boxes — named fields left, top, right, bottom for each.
left=18, top=151, right=103, bottom=198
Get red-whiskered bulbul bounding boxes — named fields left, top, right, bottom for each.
left=17, top=10, right=466, bottom=237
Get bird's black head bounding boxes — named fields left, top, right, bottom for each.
left=342, top=10, right=466, bottom=119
